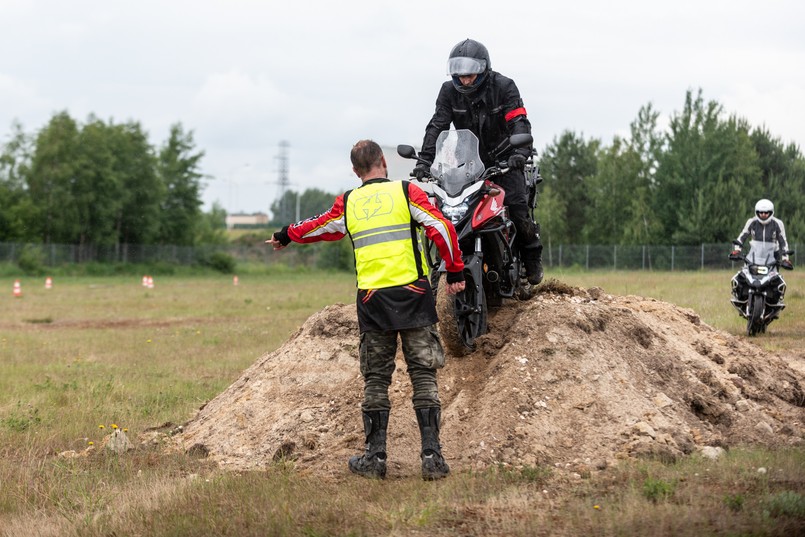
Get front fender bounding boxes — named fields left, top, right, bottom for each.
left=462, top=253, right=484, bottom=299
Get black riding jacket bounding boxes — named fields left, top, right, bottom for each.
left=420, top=71, right=532, bottom=168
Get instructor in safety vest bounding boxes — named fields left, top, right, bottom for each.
left=268, top=139, right=465, bottom=480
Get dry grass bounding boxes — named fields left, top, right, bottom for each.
left=1, top=270, right=804, bottom=536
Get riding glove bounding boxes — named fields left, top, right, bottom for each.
left=507, top=154, right=526, bottom=170
left=411, top=165, right=429, bottom=181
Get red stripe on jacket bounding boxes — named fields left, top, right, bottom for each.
left=505, top=107, right=527, bottom=122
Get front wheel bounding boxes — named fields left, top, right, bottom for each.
left=435, top=267, right=487, bottom=356
left=747, top=294, right=765, bottom=336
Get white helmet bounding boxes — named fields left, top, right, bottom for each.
left=755, top=199, right=774, bottom=224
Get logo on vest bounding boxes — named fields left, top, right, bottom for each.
left=353, top=192, right=394, bottom=220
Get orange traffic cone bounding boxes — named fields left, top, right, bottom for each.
left=45, top=276, right=53, bottom=289
left=142, top=275, right=148, bottom=287
left=13, top=280, right=22, bottom=298
left=233, top=275, right=239, bottom=286
left=147, top=276, right=154, bottom=289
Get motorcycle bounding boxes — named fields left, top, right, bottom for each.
left=397, top=129, right=540, bottom=354
left=729, top=240, right=793, bottom=336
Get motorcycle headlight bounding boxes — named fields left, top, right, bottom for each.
left=442, top=202, right=469, bottom=224
left=750, top=265, right=769, bottom=276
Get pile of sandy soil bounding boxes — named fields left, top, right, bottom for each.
left=171, top=280, right=805, bottom=478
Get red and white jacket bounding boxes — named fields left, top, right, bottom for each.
left=279, top=178, right=464, bottom=281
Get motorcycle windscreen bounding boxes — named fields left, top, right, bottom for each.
left=746, top=240, right=778, bottom=267
left=430, top=129, right=484, bottom=197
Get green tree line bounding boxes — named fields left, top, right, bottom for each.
left=3, top=90, right=802, bottom=255
left=270, top=89, right=804, bottom=252
left=537, top=89, right=805, bottom=249
left=269, top=188, right=342, bottom=226
left=0, top=111, right=226, bottom=251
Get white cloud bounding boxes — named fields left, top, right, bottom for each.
left=193, top=70, right=289, bottom=122
left=1, top=0, right=804, bottom=214
left=722, top=83, right=805, bottom=145
left=0, top=73, right=52, bottom=129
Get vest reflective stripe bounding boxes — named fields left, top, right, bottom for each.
left=346, top=181, right=423, bottom=289
left=351, top=224, right=412, bottom=249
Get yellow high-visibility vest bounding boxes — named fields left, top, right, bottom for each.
left=345, top=180, right=425, bottom=289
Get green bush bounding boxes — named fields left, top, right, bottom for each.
left=17, top=244, right=46, bottom=275
left=315, top=240, right=355, bottom=272
left=642, top=477, right=676, bottom=503
left=723, top=493, right=745, bottom=512
left=765, top=491, right=805, bottom=518
left=2, top=403, right=41, bottom=432
left=202, top=251, right=237, bottom=274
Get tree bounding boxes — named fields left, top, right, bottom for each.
left=583, top=136, right=642, bottom=244
left=72, top=117, right=122, bottom=254
left=533, top=185, right=565, bottom=253
left=750, top=128, right=805, bottom=246
left=623, top=104, right=664, bottom=245
left=270, top=188, right=338, bottom=225
left=156, top=124, right=205, bottom=245
left=27, top=111, right=81, bottom=244
left=0, top=121, right=34, bottom=241
left=537, top=131, right=599, bottom=244
left=109, top=121, right=163, bottom=246
left=196, top=202, right=229, bottom=245
left=654, top=90, right=760, bottom=244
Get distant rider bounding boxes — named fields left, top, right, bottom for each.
left=414, top=38, right=544, bottom=285
left=729, top=198, right=793, bottom=302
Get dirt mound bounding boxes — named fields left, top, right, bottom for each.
left=174, top=282, right=805, bottom=477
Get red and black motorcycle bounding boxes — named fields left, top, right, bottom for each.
left=398, top=129, right=539, bottom=354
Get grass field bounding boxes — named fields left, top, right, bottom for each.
left=1, top=269, right=803, bottom=536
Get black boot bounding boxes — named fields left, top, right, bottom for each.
left=348, top=410, right=388, bottom=479
left=415, top=407, right=449, bottom=480
left=522, top=246, right=543, bottom=285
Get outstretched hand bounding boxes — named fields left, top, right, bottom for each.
left=266, top=235, right=286, bottom=251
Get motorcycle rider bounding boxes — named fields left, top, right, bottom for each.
left=268, top=140, right=465, bottom=480
left=413, top=38, right=544, bottom=285
left=729, top=198, right=794, bottom=303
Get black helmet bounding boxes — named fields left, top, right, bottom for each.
left=447, top=38, right=490, bottom=94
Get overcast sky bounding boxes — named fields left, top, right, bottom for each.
left=2, top=0, right=803, bottom=215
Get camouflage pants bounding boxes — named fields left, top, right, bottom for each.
left=359, top=325, right=444, bottom=412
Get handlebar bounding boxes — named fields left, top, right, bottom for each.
left=399, top=132, right=534, bottom=183
left=409, top=163, right=511, bottom=183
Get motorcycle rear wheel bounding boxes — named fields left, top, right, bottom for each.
left=747, top=294, right=765, bottom=336
left=436, top=271, right=487, bottom=356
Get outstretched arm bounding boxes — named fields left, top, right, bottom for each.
left=266, top=195, right=348, bottom=250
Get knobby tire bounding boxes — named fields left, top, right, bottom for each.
left=747, top=294, right=765, bottom=336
